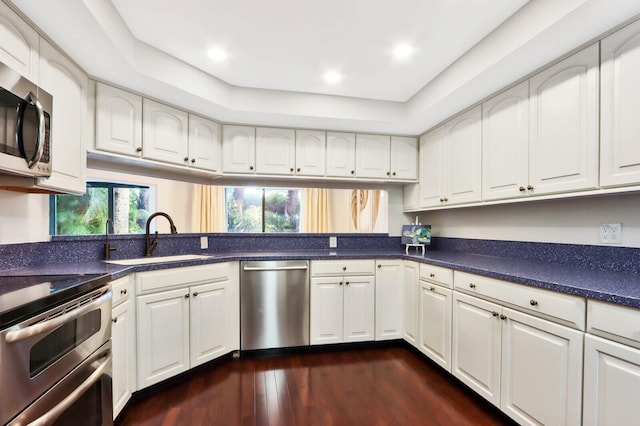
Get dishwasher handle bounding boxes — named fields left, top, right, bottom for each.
left=242, top=265, right=308, bottom=272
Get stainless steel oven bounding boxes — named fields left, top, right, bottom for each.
left=0, top=280, right=113, bottom=425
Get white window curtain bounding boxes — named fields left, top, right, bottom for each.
left=191, top=184, right=226, bottom=232
left=302, top=188, right=330, bottom=232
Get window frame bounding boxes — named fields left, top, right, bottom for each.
left=49, top=181, right=152, bottom=236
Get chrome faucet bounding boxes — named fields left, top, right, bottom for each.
left=145, top=212, right=178, bottom=256
left=104, top=219, right=117, bottom=260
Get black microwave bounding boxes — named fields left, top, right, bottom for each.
left=0, top=62, right=52, bottom=178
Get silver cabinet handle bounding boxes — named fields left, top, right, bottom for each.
left=243, top=265, right=308, bottom=271
left=469, top=283, right=476, bottom=289
left=193, top=292, right=199, bottom=297
left=500, top=314, right=507, bottom=320
left=5, top=287, right=111, bottom=344
left=492, top=312, right=499, bottom=317
left=345, top=281, right=350, bottom=285
left=112, top=317, right=118, bottom=323
left=530, top=299, right=538, bottom=306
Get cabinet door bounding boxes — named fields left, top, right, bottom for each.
left=583, top=334, right=640, bottom=426
left=375, top=260, right=404, bottom=341
left=390, top=136, right=418, bottom=180
left=188, top=114, right=221, bottom=172
left=452, top=292, right=502, bottom=407
left=446, top=106, right=482, bottom=205
left=95, top=83, right=142, bottom=157
left=501, top=307, right=583, bottom=426
left=310, top=277, right=343, bottom=345
left=529, top=43, right=599, bottom=195
left=112, top=299, right=136, bottom=419
left=482, top=81, right=530, bottom=201
left=355, top=134, right=390, bottom=179
left=0, top=1, right=39, bottom=81
left=600, top=20, right=640, bottom=188
left=142, top=99, right=188, bottom=165
left=255, top=127, right=295, bottom=175
left=190, top=279, right=237, bottom=367
left=343, top=275, right=375, bottom=342
left=419, top=126, right=445, bottom=207
left=295, top=130, right=325, bottom=176
left=403, top=261, right=420, bottom=347
left=222, top=125, right=256, bottom=173
left=403, top=183, right=420, bottom=211
left=326, top=132, right=356, bottom=177
left=136, top=288, right=190, bottom=389
left=36, top=41, right=87, bottom=194
left=419, top=282, right=452, bottom=372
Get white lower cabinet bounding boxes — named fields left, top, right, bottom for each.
left=111, top=276, right=135, bottom=419
left=452, top=291, right=583, bottom=426
left=375, top=260, right=403, bottom=341
left=418, top=281, right=452, bottom=371
left=136, top=263, right=239, bottom=390
left=583, top=334, right=640, bottom=426
left=403, top=261, right=420, bottom=347
left=310, top=275, right=375, bottom=345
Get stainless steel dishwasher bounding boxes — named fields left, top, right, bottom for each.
left=240, top=260, right=310, bottom=350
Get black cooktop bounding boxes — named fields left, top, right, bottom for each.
left=0, top=274, right=111, bottom=331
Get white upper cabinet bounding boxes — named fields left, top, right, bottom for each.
left=390, top=136, right=418, bottom=180
left=482, top=81, right=530, bottom=201
left=188, top=115, right=221, bottom=172
left=95, top=83, right=142, bottom=157
left=0, top=1, right=39, bottom=81
left=420, top=107, right=482, bottom=208
left=355, top=134, right=391, bottom=179
left=35, top=41, right=87, bottom=194
left=447, top=106, right=482, bottom=204
left=142, top=99, right=188, bottom=165
left=356, top=134, right=418, bottom=180
left=419, top=125, right=446, bottom=207
left=326, top=132, right=356, bottom=178
left=255, top=127, right=295, bottom=175
left=600, top=19, right=640, bottom=188
left=222, top=125, right=256, bottom=174
left=529, top=43, right=599, bottom=195
left=295, top=130, right=326, bottom=176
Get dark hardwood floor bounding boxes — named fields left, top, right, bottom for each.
left=116, top=344, right=515, bottom=426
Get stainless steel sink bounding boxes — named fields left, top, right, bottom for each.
left=105, top=254, right=215, bottom=265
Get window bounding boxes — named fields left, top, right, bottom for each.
left=226, top=187, right=301, bottom=232
left=50, top=182, right=154, bottom=235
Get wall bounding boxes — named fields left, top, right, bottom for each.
left=418, top=192, right=640, bottom=248
left=0, top=171, right=405, bottom=244
left=0, top=190, right=49, bottom=244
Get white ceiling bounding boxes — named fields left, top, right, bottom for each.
left=8, top=0, right=640, bottom=134
left=110, top=0, right=528, bottom=102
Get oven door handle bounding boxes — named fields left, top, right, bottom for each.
left=25, top=351, right=111, bottom=426
left=5, top=288, right=111, bottom=344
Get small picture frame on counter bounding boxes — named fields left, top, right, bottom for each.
left=402, top=224, right=431, bottom=255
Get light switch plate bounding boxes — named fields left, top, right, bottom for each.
left=200, top=236, right=209, bottom=249
left=329, top=236, right=337, bottom=248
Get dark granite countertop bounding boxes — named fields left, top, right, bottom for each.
left=2, top=249, right=640, bottom=309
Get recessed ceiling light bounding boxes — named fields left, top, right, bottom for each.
left=393, top=43, right=414, bottom=60
left=207, top=48, right=228, bottom=62
left=324, top=70, right=343, bottom=83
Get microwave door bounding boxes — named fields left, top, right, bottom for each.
left=0, top=88, right=20, bottom=157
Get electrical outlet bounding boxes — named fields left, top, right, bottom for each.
left=600, top=223, right=622, bottom=244
left=200, top=236, right=209, bottom=249
left=329, top=236, right=337, bottom=248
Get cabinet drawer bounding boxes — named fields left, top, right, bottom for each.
left=588, top=300, right=640, bottom=349
left=419, top=264, right=453, bottom=288
left=454, top=271, right=585, bottom=330
left=111, top=276, right=132, bottom=307
left=136, top=262, right=235, bottom=294
left=311, top=259, right=375, bottom=276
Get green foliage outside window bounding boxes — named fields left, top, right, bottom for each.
left=226, top=187, right=300, bottom=233
left=51, top=183, right=152, bottom=235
